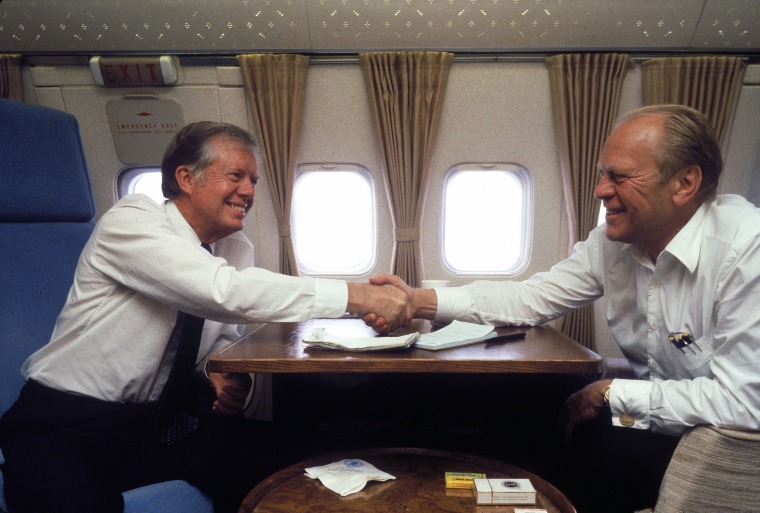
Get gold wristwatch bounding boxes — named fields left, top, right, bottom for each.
left=603, top=384, right=611, bottom=405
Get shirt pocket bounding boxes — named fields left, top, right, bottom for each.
left=664, top=333, right=713, bottom=378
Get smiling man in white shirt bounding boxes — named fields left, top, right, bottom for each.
left=369, top=105, right=760, bottom=512
left=0, top=121, right=408, bottom=513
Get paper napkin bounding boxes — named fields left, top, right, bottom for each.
left=304, top=459, right=396, bottom=496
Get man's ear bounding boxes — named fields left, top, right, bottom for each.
left=672, top=164, right=702, bottom=207
left=175, top=165, right=196, bottom=195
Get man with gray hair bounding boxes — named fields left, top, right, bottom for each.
left=369, top=105, right=760, bottom=512
left=0, top=121, right=408, bottom=513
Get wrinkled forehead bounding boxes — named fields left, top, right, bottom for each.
left=601, top=115, right=665, bottom=167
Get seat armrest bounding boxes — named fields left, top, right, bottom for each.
left=654, top=425, right=760, bottom=512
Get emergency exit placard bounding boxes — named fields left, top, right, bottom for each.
left=106, top=96, right=184, bottom=165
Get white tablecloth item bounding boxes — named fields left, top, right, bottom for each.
left=305, top=459, right=396, bottom=496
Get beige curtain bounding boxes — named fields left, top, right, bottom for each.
left=546, top=53, right=633, bottom=348
left=360, top=52, right=453, bottom=287
left=642, top=56, right=746, bottom=145
left=1, top=54, right=23, bottom=100
left=237, top=53, right=309, bottom=276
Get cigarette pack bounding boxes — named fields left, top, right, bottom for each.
left=474, top=477, right=537, bottom=505
left=489, top=478, right=536, bottom=505
left=446, top=487, right=475, bottom=498
left=445, top=472, right=487, bottom=489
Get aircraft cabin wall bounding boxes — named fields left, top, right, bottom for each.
left=16, top=59, right=760, bottom=358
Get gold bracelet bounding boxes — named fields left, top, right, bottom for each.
left=603, top=384, right=611, bottom=405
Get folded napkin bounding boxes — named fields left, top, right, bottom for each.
left=303, top=327, right=419, bottom=352
left=305, top=459, right=396, bottom=496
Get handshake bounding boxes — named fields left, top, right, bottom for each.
left=346, top=273, right=438, bottom=335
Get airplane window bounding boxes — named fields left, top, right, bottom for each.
left=292, top=164, right=376, bottom=276
left=116, top=166, right=166, bottom=204
left=442, top=164, right=532, bottom=275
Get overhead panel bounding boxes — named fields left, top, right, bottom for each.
left=0, top=0, right=757, bottom=54
left=308, top=0, right=703, bottom=52
left=0, top=0, right=312, bottom=54
left=692, top=0, right=760, bottom=50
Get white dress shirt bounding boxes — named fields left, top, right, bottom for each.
left=435, top=195, right=760, bottom=435
left=23, top=194, right=348, bottom=404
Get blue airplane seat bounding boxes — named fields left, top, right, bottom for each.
left=0, top=98, right=213, bottom=513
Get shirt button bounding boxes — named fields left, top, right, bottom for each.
left=620, top=414, right=635, bottom=427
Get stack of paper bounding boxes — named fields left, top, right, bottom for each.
left=414, top=320, right=496, bottom=351
left=302, top=320, right=499, bottom=352
left=303, top=327, right=419, bottom=352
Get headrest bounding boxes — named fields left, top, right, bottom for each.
left=0, top=99, right=96, bottom=222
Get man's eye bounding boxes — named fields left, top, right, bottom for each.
left=598, top=170, right=628, bottom=183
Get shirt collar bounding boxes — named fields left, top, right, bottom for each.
left=165, top=199, right=203, bottom=245
left=660, top=200, right=710, bottom=273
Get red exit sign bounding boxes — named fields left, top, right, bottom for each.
left=90, top=56, right=179, bottom=87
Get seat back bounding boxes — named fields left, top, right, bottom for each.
left=0, top=99, right=213, bottom=513
left=654, top=425, right=760, bottom=512
left=0, top=98, right=96, bottom=415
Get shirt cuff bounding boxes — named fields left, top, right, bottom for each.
left=432, top=287, right=471, bottom=323
left=312, top=278, right=350, bottom=318
left=610, top=379, right=652, bottom=430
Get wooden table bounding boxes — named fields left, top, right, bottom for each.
left=208, top=318, right=601, bottom=375
left=239, top=447, right=575, bottom=513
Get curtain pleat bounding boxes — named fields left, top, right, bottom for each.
left=360, top=52, right=453, bottom=287
left=546, top=53, right=633, bottom=348
left=642, top=56, right=746, bottom=145
left=237, top=53, right=309, bottom=276
left=0, top=54, right=23, bottom=101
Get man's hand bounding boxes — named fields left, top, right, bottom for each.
left=558, top=378, right=612, bottom=445
left=208, top=372, right=252, bottom=416
left=360, top=273, right=412, bottom=333
left=346, top=280, right=411, bottom=335
left=369, top=272, right=413, bottom=294
left=362, top=273, right=439, bottom=333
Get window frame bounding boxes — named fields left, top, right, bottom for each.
left=291, top=163, right=378, bottom=277
left=115, top=165, right=165, bottom=203
left=440, top=162, right=533, bottom=276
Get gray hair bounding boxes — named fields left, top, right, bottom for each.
left=161, top=121, right=261, bottom=199
left=617, top=104, right=722, bottom=201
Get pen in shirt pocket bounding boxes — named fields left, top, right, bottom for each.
left=667, top=332, right=702, bottom=354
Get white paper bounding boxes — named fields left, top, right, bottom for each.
left=414, top=320, right=496, bottom=350
left=305, top=459, right=396, bottom=496
left=303, top=327, right=419, bottom=352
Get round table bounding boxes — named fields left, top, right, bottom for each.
left=239, top=447, right=575, bottom=513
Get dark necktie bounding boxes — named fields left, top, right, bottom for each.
left=151, top=243, right=211, bottom=445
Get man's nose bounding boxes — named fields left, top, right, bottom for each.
left=239, top=178, right=255, bottom=198
left=594, top=175, right=614, bottom=200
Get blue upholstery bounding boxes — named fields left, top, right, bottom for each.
left=0, top=98, right=212, bottom=512
left=123, top=481, right=213, bottom=513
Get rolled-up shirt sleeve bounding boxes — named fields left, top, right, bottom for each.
left=434, top=234, right=604, bottom=327
left=609, top=379, right=652, bottom=430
